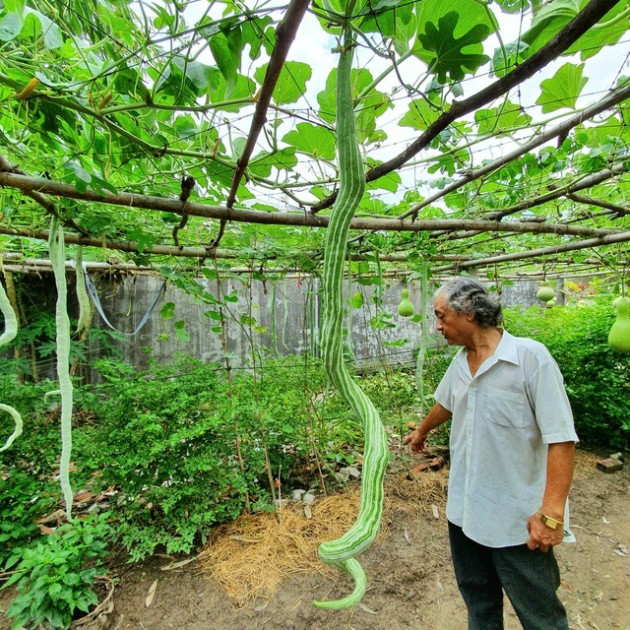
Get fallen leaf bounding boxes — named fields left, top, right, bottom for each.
left=37, top=524, right=56, bottom=535
left=432, top=504, right=439, bottom=520
left=145, top=579, right=158, bottom=607
left=403, top=527, right=411, bottom=544
left=359, top=603, right=377, bottom=614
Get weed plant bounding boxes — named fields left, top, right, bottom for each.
left=3, top=514, right=112, bottom=630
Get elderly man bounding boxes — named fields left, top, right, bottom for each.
left=404, top=276, right=578, bottom=630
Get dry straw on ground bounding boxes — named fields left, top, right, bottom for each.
left=200, top=466, right=449, bottom=605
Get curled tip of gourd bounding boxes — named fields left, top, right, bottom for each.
left=397, top=289, right=414, bottom=317
left=312, top=557, right=366, bottom=609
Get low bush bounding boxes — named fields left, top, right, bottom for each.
left=504, top=299, right=630, bottom=450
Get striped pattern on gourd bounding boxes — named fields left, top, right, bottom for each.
left=0, top=280, right=22, bottom=452
left=75, top=246, right=92, bottom=335
left=49, top=221, right=75, bottom=520
left=313, top=25, right=389, bottom=610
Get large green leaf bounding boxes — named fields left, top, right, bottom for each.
left=23, top=8, right=62, bottom=49
left=521, top=0, right=580, bottom=57
left=208, top=23, right=243, bottom=94
left=475, top=100, right=532, bottom=135
left=416, top=11, right=491, bottom=82
left=0, top=12, right=22, bottom=41
left=253, top=61, right=311, bottom=104
left=400, top=98, right=442, bottom=130
left=536, top=63, right=588, bottom=113
left=248, top=147, right=298, bottom=177
left=282, top=123, right=336, bottom=160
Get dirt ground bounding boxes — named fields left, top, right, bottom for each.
left=1, top=448, right=628, bottom=630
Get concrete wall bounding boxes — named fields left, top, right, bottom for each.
left=88, top=274, right=554, bottom=373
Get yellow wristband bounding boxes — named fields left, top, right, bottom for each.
left=538, top=512, right=564, bottom=530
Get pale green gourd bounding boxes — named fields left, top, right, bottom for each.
left=0, top=280, right=22, bottom=451
left=313, top=21, right=388, bottom=610
left=537, top=281, right=555, bottom=302
left=49, top=220, right=75, bottom=520
left=397, top=288, right=414, bottom=317
left=608, top=297, right=630, bottom=352
left=75, top=246, right=92, bottom=335
left=612, top=295, right=630, bottom=308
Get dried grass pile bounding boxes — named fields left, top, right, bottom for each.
left=200, top=466, right=449, bottom=606
left=201, top=489, right=365, bottom=605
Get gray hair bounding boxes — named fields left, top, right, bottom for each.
left=435, top=277, right=502, bottom=328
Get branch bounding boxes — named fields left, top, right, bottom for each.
left=568, top=193, right=630, bottom=217
left=0, top=228, right=463, bottom=263
left=226, top=0, right=311, bottom=208
left=0, top=154, right=55, bottom=213
left=311, top=0, right=624, bottom=212
left=432, top=230, right=630, bottom=272
left=0, top=171, right=621, bottom=239
left=397, top=83, right=630, bottom=220
left=437, top=164, right=626, bottom=241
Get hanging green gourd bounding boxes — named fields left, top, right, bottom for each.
left=612, top=295, right=630, bottom=308
left=49, top=219, right=75, bottom=520
left=397, top=288, right=414, bottom=317
left=608, top=296, right=630, bottom=352
left=0, top=279, right=23, bottom=452
left=74, top=246, right=92, bottom=335
left=313, top=19, right=389, bottom=610
left=536, top=280, right=555, bottom=303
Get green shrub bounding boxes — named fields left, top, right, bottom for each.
left=87, top=357, right=248, bottom=559
left=504, top=299, right=630, bottom=450
left=3, top=514, right=112, bottom=630
left=0, top=378, right=68, bottom=564
left=87, top=355, right=360, bottom=559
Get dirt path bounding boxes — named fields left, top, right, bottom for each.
left=2, top=449, right=628, bottom=630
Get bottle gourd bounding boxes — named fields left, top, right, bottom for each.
left=536, top=281, right=555, bottom=303
left=397, top=289, right=414, bottom=317
left=608, top=297, right=630, bottom=352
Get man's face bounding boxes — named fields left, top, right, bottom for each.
left=433, top=294, right=473, bottom=346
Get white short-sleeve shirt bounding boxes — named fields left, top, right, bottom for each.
left=434, top=330, right=578, bottom=547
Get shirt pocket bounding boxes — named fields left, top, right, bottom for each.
left=482, top=386, right=527, bottom=428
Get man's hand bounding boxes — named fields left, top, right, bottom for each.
left=526, top=512, right=564, bottom=552
left=403, top=428, right=428, bottom=453
left=402, top=403, right=451, bottom=454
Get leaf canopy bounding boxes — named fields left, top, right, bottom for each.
left=0, top=0, right=628, bottom=281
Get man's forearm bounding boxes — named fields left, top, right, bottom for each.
left=541, top=441, right=576, bottom=520
left=418, top=402, right=452, bottom=435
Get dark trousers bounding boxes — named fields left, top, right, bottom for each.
left=448, top=521, right=569, bottom=630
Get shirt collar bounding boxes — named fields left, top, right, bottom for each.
left=455, top=328, right=520, bottom=370
left=493, top=329, right=520, bottom=365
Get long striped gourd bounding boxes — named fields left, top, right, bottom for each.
left=313, top=22, right=389, bottom=610
left=49, top=220, right=75, bottom=521
left=0, top=280, right=23, bottom=452
left=74, top=246, right=92, bottom=335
